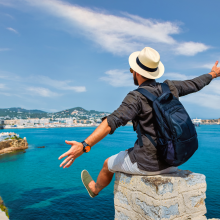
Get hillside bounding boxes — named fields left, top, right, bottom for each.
left=0, top=107, right=109, bottom=119
left=52, top=107, right=109, bottom=119
left=0, top=108, right=48, bottom=119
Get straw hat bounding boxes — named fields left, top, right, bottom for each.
left=129, top=47, right=164, bottom=79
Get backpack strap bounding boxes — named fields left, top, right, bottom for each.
left=136, top=122, right=157, bottom=148
left=135, top=88, right=157, bottom=148
left=144, top=133, right=157, bottom=147
left=135, top=88, right=157, bottom=102
left=136, top=123, right=143, bottom=147
left=161, top=83, right=170, bottom=93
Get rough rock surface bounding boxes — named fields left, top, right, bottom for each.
left=114, top=169, right=216, bottom=220
left=0, top=210, right=9, bottom=220
left=0, top=138, right=28, bottom=155
left=0, top=197, right=9, bottom=220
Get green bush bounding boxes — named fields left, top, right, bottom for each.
left=4, top=136, right=22, bottom=141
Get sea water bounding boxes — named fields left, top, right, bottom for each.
left=0, top=125, right=219, bottom=220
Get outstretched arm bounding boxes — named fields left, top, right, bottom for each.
left=85, top=118, right=111, bottom=147
left=166, top=61, right=220, bottom=97
left=58, top=119, right=111, bottom=168
left=59, top=92, right=140, bottom=168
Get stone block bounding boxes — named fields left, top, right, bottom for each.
left=182, top=189, right=206, bottom=214
left=191, top=216, right=207, bottom=220
left=115, top=206, right=144, bottom=220
left=114, top=169, right=211, bottom=220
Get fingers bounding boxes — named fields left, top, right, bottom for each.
left=65, top=140, right=76, bottom=145
left=60, top=155, right=74, bottom=168
left=58, top=151, right=70, bottom=160
left=214, top=61, right=219, bottom=67
left=63, top=158, right=75, bottom=168
left=58, top=141, right=76, bottom=160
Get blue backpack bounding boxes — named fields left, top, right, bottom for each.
left=135, top=83, right=198, bottom=166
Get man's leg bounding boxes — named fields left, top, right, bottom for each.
left=88, top=158, right=114, bottom=195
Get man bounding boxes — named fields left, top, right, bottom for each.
left=59, top=47, right=220, bottom=198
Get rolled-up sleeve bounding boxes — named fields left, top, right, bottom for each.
left=169, top=74, right=213, bottom=97
left=103, top=91, right=141, bottom=134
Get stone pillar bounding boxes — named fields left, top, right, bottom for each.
left=114, top=169, right=211, bottom=220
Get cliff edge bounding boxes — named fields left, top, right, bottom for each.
left=114, top=169, right=219, bottom=220
left=0, top=138, right=28, bottom=155
left=0, top=197, right=9, bottom=220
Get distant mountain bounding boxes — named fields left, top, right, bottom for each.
left=55, top=107, right=88, bottom=114
left=55, top=107, right=107, bottom=115
left=53, top=107, right=109, bottom=118
left=0, top=107, right=109, bottom=119
left=2, top=107, right=47, bottom=114
left=0, top=108, right=48, bottom=119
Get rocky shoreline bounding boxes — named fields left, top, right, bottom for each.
left=0, top=138, right=28, bottom=155
left=0, top=197, right=9, bottom=219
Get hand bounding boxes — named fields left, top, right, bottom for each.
left=58, top=141, right=84, bottom=168
left=211, top=61, right=220, bottom=78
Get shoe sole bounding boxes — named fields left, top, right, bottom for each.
left=81, top=170, right=96, bottom=198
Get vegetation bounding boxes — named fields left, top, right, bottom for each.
left=0, top=107, right=109, bottom=120
left=0, top=197, right=9, bottom=218
left=0, top=107, right=48, bottom=119
left=4, top=136, right=22, bottom=141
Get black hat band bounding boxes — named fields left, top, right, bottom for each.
left=136, top=57, right=158, bottom=72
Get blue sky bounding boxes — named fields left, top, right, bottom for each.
left=0, top=0, right=220, bottom=119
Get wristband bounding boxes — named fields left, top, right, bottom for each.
left=81, top=141, right=91, bottom=153
left=211, top=70, right=218, bottom=78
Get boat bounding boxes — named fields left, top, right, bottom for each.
left=192, top=118, right=202, bottom=127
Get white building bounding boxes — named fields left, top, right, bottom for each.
left=39, top=118, right=50, bottom=124
left=0, top=132, right=19, bottom=141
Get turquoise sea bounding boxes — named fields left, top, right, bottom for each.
left=0, top=125, right=219, bottom=220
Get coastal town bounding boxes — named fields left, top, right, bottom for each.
left=0, top=107, right=110, bottom=129
left=0, top=107, right=219, bottom=129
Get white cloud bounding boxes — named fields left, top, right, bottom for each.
left=181, top=80, right=220, bottom=110
left=0, top=0, right=14, bottom=7
left=100, top=69, right=133, bottom=87
left=197, top=62, right=216, bottom=70
left=201, top=63, right=213, bottom=69
left=162, top=73, right=197, bottom=80
left=101, top=70, right=199, bottom=87
left=5, top=14, right=14, bottom=19
left=201, top=80, right=220, bottom=95
left=0, top=0, right=207, bottom=56
left=0, top=71, right=86, bottom=98
left=0, top=48, right=10, bottom=52
left=6, top=27, right=18, bottom=34
left=27, top=87, right=60, bottom=97
left=175, top=42, right=210, bottom=56
left=181, top=93, right=220, bottom=110
left=0, top=92, right=12, bottom=96
left=163, top=73, right=188, bottom=80
left=0, top=84, right=5, bottom=89
left=37, top=76, right=86, bottom=92
left=21, top=0, right=180, bottom=55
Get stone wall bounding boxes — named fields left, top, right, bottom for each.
left=0, top=138, right=28, bottom=155
left=114, top=169, right=219, bottom=220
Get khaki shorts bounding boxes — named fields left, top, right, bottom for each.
left=108, top=150, right=178, bottom=175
